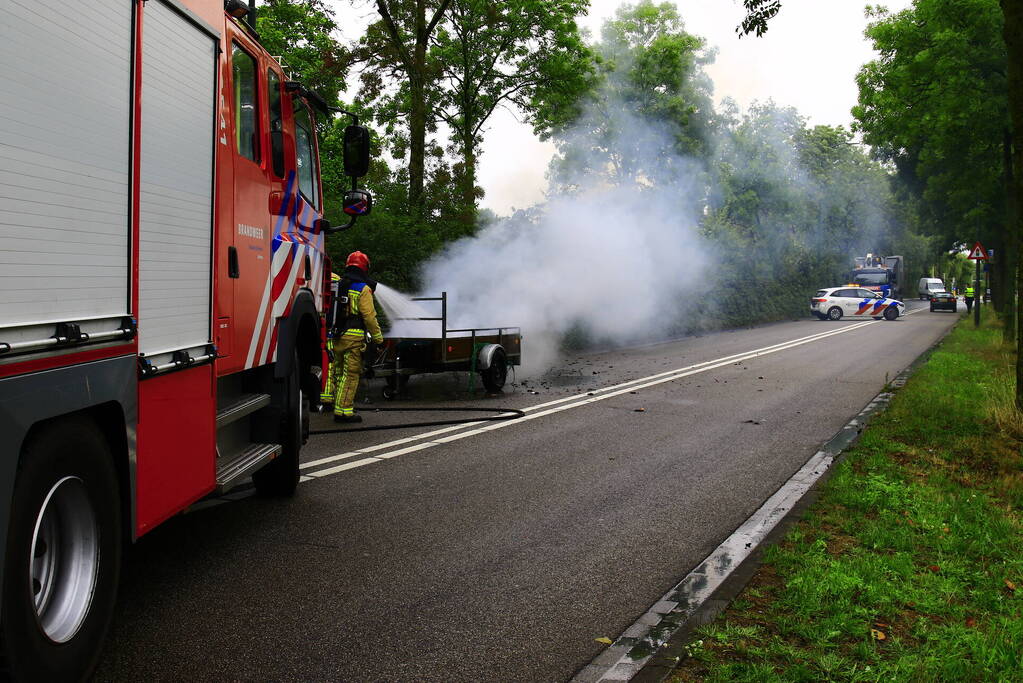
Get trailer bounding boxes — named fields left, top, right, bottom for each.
left=372, top=292, right=522, bottom=397
left=0, top=1, right=372, bottom=677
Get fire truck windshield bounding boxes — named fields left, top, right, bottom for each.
left=853, top=271, right=890, bottom=286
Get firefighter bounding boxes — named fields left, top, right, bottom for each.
left=965, top=283, right=975, bottom=313
left=328, top=251, right=384, bottom=423
left=319, top=272, right=343, bottom=409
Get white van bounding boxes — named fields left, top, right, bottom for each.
left=918, top=277, right=945, bottom=300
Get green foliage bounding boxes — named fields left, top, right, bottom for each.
left=853, top=0, right=1009, bottom=249
left=262, top=0, right=949, bottom=338
left=702, top=106, right=910, bottom=324
left=256, top=1, right=349, bottom=106
left=736, top=0, right=781, bottom=37
left=676, top=314, right=1023, bottom=681
left=551, top=1, right=716, bottom=189
left=431, top=0, right=596, bottom=215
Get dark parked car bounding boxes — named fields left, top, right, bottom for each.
left=929, top=291, right=958, bottom=312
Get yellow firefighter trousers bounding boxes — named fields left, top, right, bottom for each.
left=320, top=338, right=338, bottom=405
left=330, top=336, right=365, bottom=417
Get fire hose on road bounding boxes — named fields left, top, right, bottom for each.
left=308, top=406, right=526, bottom=434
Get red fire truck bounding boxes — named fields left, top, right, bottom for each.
left=0, top=1, right=370, bottom=677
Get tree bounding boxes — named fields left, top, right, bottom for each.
left=256, top=0, right=349, bottom=107
left=704, top=104, right=907, bottom=323
left=736, top=0, right=780, bottom=37
left=1002, top=0, right=1023, bottom=405
left=550, top=1, right=717, bottom=190
left=354, top=0, right=452, bottom=219
left=430, top=0, right=594, bottom=224
left=852, top=1, right=1014, bottom=339
left=738, top=0, right=1023, bottom=409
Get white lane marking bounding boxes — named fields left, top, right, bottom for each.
left=299, top=317, right=884, bottom=478
left=299, top=322, right=871, bottom=472
left=303, top=311, right=928, bottom=473
left=186, top=312, right=926, bottom=512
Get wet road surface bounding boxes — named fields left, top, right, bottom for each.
left=95, top=303, right=959, bottom=681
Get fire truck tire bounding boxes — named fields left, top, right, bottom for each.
left=480, top=347, right=508, bottom=393
left=252, top=352, right=303, bottom=497
left=1, top=417, right=121, bottom=682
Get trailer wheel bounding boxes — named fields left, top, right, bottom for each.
left=253, top=352, right=303, bottom=496
left=1, top=417, right=121, bottom=681
left=480, top=347, right=508, bottom=393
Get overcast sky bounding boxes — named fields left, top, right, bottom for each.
left=329, top=0, right=914, bottom=214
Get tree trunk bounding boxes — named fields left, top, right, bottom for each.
left=408, top=75, right=426, bottom=218
left=459, top=126, right=477, bottom=227
left=1004, top=128, right=1018, bottom=342
left=407, top=0, right=428, bottom=219
left=1002, top=0, right=1023, bottom=408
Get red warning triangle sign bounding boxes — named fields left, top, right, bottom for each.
left=967, top=242, right=988, bottom=260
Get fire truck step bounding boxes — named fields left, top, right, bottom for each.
left=216, top=443, right=282, bottom=493
left=216, top=393, right=272, bottom=428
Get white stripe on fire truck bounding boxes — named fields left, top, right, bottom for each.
left=260, top=243, right=306, bottom=365
left=245, top=244, right=292, bottom=369
left=244, top=179, right=297, bottom=369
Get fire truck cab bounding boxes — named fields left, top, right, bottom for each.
left=0, top=1, right=368, bottom=677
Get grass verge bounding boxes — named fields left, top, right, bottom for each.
left=670, top=310, right=1023, bottom=682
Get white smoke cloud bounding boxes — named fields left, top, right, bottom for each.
left=415, top=117, right=713, bottom=373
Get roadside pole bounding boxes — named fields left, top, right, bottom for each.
left=968, top=241, right=989, bottom=327
left=976, top=258, right=981, bottom=327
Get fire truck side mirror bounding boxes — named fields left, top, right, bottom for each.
left=342, top=190, right=373, bottom=217
left=343, top=125, right=371, bottom=178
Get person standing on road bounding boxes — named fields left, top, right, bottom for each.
left=328, top=251, right=384, bottom=423
left=319, top=272, right=342, bottom=410
left=965, top=284, right=975, bottom=313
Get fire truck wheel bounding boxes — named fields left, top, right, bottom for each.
left=480, top=347, right=508, bottom=393
left=252, top=353, right=303, bottom=497
left=1, top=417, right=121, bottom=681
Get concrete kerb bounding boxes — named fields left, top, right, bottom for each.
left=572, top=326, right=954, bottom=683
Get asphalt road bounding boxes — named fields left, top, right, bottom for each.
left=95, top=302, right=961, bottom=681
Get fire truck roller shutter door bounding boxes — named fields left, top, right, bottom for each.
left=137, top=0, right=218, bottom=360
left=0, top=0, right=132, bottom=329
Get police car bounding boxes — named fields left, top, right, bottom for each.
left=810, top=287, right=906, bottom=321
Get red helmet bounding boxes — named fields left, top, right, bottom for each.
left=346, top=251, right=370, bottom=271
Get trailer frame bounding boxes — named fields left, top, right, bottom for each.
left=372, top=292, right=521, bottom=395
